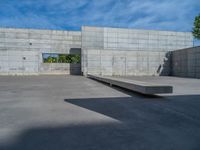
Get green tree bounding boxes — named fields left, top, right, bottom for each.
left=71, top=54, right=81, bottom=64
left=192, top=14, right=200, bottom=40
left=47, top=56, right=53, bottom=63
left=66, top=54, right=72, bottom=63
left=51, top=57, right=58, bottom=63
left=58, top=54, right=66, bottom=63
left=43, top=53, right=81, bottom=64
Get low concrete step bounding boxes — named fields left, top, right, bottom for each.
left=87, top=74, right=173, bottom=95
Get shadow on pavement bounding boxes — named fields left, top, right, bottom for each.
left=1, top=95, right=200, bottom=150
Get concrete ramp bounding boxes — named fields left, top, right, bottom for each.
left=87, top=74, right=173, bottom=95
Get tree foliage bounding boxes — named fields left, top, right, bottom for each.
left=192, top=14, right=200, bottom=40
left=43, top=54, right=81, bottom=64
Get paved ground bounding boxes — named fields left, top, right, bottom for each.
left=0, top=75, right=200, bottom=150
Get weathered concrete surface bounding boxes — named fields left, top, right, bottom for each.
left=172, top=46, right=200, bottom=78
left=88, top=74, right=173, bottom=94
left=81, top=26, right=193, bottom=76
left=0, top=75, right=200, bottom=150
left=0, top=26, right=194, bottom=76
left=0, top=28, right=81, bottom=75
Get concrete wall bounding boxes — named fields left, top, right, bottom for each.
left=0, top=26, right=195, bottom=76
left=0, top=28, right=81, bottom=75
left=82, top=26, right=193, bottom=76
left=172, top=46, right=200, bottom=78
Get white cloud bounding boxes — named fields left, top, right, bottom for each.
left=0, top=0, right=199, bottom=31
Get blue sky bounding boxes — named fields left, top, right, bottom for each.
left=0, top=0, right=200, bottom=32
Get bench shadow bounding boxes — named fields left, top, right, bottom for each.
left=64, top=95, right=200, bottom=123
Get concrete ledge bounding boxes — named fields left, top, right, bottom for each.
left=87, top=74, right=173, bottom=95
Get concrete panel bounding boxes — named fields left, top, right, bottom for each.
left=81, top=24, right=193, bottom=76
left=172, top=46, right=200, bottom=78
left=0, top=27, right=81, bottom=75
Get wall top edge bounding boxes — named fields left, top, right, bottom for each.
left=0, top=26, right=192, bottom=35
left=81, top=26, right=192, bottom=34
left=0, top=27, right=81, bottom=33
left=172, top=46, right=200, bottom=52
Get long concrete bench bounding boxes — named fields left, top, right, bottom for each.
left=87, top=74, right=173, bottom=95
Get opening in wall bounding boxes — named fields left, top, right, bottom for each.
left=42, top=53, right=81, bottom=64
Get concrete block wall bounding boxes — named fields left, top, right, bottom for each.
left=0, top=28, right=81, bottom=75
left=172, top=46, right=200, bottom=78
left=0, top=26, right=195, bottom=76
left=82, top=26, right=193, bottom=76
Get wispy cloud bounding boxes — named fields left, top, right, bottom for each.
left=0, top=0, right=199, bottom=31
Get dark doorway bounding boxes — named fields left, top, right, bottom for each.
left=69, top=48, right=81, bottom=75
